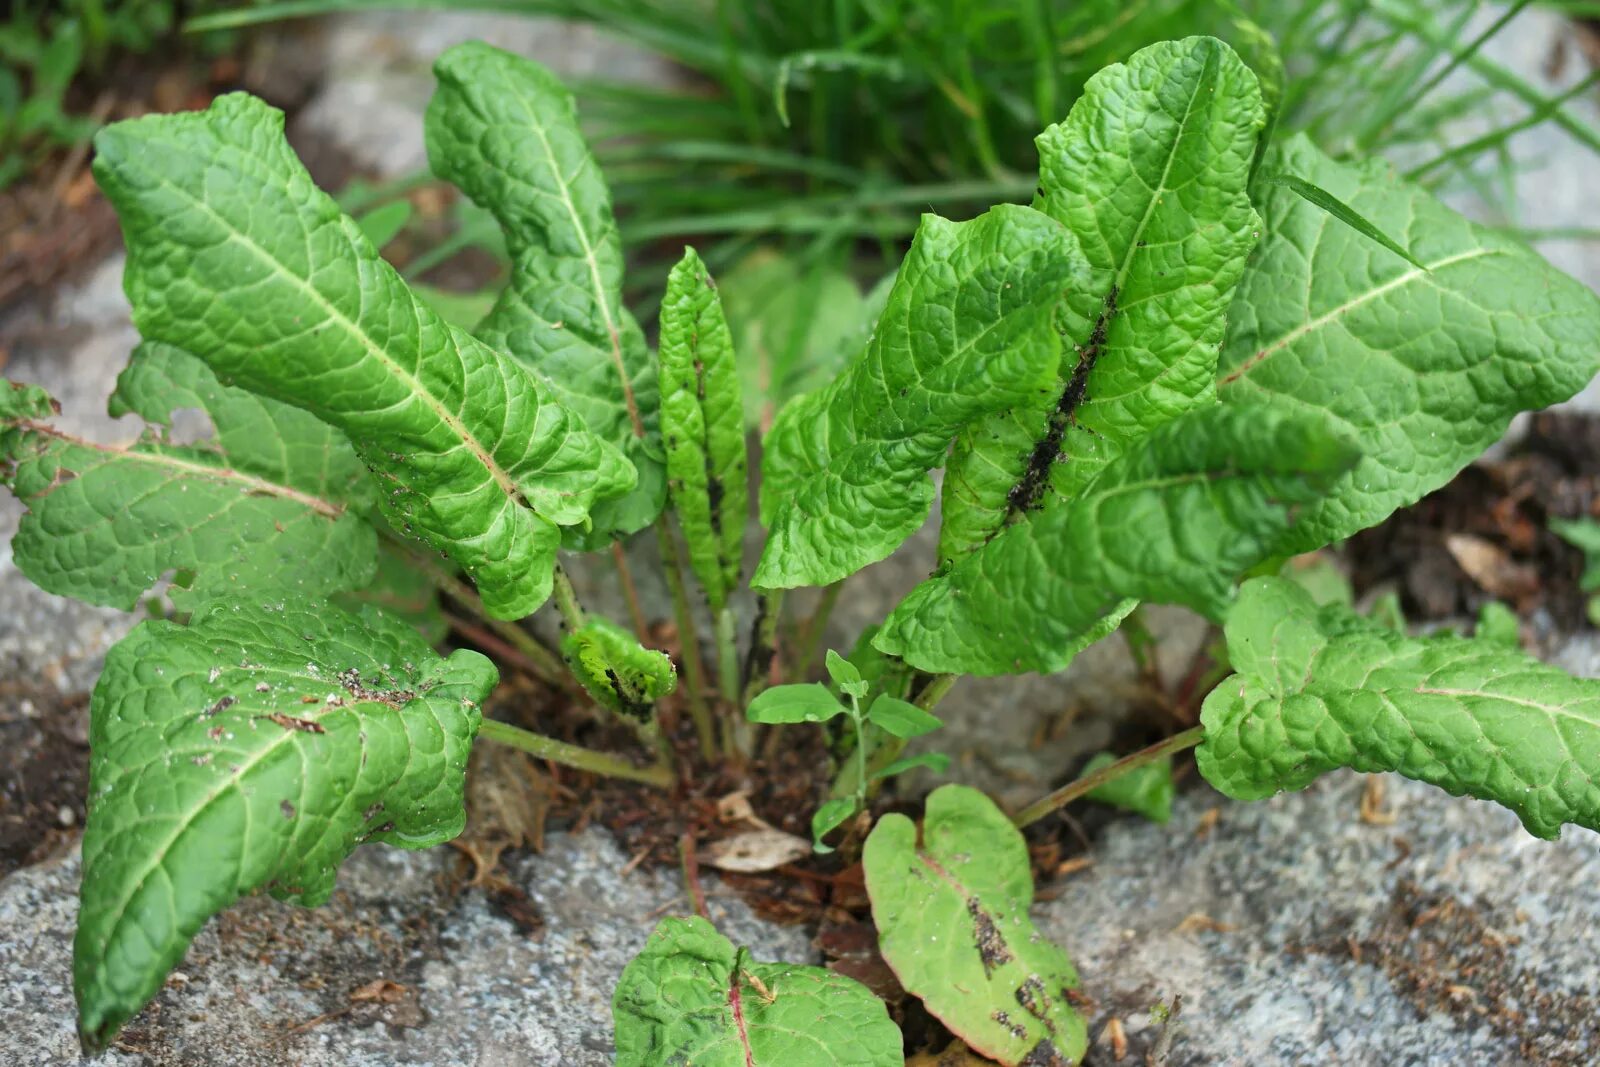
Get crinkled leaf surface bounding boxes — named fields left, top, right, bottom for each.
left=2, top=344, right=376, bottom=610
left=426, top=41, right=663, bottom=544
left=1218, top=134, right=1600, bottom=554
left=864, top=785, right=1086, bottom=1066
left=941, top=36, right=1264, bottom=563
left=561, top=616, right=676, bottom=721
left=659, top=247, right=748, bottom=612
left=1199, top=576, right=1600, bottom=840
left=92, top=93, right=633, bottom=620
left=876, top=404, right=1358, bottom=675
left=612, top=915, right=901, bottom=1067
left=755, top=204, right=1076, bottom=589
left=75, top=598, right=494, bottom=1048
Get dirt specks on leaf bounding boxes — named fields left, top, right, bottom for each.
left=969, top=898, right=1014, bottom=977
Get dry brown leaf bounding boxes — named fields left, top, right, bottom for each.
left=1444, top=533, right=1539, bottom=601
left=716, top=790, right=773, bottom=830
left=701, top=828, right=810, bottom=873
left=349, top=979, right=407, bottom=1004
left=1105, top=1016, right=1129, bottom=1061
left=456, top=744, right=552, bottom=885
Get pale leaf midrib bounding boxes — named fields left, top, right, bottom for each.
left=1218, top=247, right=1501, bottom=387
left=137, top=167, right=525, bottom=505
left=16, top=420, right=345, bottom=519
left=505, top=90, right=645, bottom=440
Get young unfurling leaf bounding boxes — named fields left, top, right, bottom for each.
left=876, top=404, right=1359, bottom=675
left=612, top=916, right=902, bottom=1067
left=74, top=599, right=495, bottom=1049
left=865, top=785, right=1087, bottom=1065
left=941, top=36, right=1265, bottom=564
left=1219, top=134, right=1600, bottom=555
left=754, top=204, right=1079, bottom=590
left=2, top=344, right=376, bottom=610
left=93, top=94, right=635, bottom=619
left=1198, top=577, right=1600, bottom=840
left=658, top=247, right=749, bottom=613
left=425, top=41, right=664, bottom=545
left=561, top=616, right=677, bottom=720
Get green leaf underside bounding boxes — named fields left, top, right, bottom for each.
left=92, top=93, right=634, bottom=620
left=866, top=695, right=942, bottom=739
left=2, top=344, right=376, bottom=610
left=745, top=683, right=844, bottom=725
left=864, top=785, right=1086, bottom=1066
left=875, top=404, right=1359, bottom=675
left=940, top=35, right=1265, bottom=565
left=75, top=598, right=495, bottom=1048
left=335, top=542, right=449, bottom=644
left=560, top=616, right=677, bottom=720
left=425, top=41, right=663, bottom=544
left=1198, top=577, right=1600, bottom=840
left=1219, top=135, right=1600, bottom=555
left=659, top=247, right=749, bottom=612
left=612, top=916, right=901, bottom=1067
left=1082, top=752, right=1175, bottom=824
left=754, top=204, right=1077, bottom=589
left=717, top=249, right=869, bottom=429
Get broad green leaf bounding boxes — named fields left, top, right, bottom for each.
left=864, top=785, right=1087, bottom=1065
left=873, top=752, right=951, bottom=779
left=92, top=94, right=634, bottom=620
left=876, top=404, right=1359, bottom=676
left=335, top=542, right=448, bottom=644
left=2, top=344, right=376, bottom=610
left=865, top=695, right=942, bottom=739
left=1198, top=577, right=1600, bottom=840
left=659, top=247, right=749, bottom=612
left=745, top=683, right=845, bottom=725
left=425, top=41, right=664, bottom=544
left=754, top=204, right=1078, bottom=589
left=1218, top=134, right=1600, bottom=555
left=560, top=616, right=676, bottom=720
left=717, top=249, right=870, bottom=431
left=1261, top=171, right=1427, bottom=270
left=612, top=915, right=902, bottom=1067
left=74, top=598, right=495, bottom=1048
left=940, top=36, right=1266, bottom=565
left=1081, top=752, right=1175, bottom=824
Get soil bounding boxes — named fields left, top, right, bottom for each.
left=1348, top=412, right=1600, bottom=638
left=0, top=679, right=90, bottom=878
left=2, top=22, right=331, bottom=320
left=1304, top=880, right=1600, bottom=1065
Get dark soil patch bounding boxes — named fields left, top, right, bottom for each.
left=0, top=680, right=90, bottom=878
left=1309, top=880, right=1600, bottom=1066
left=1348, top=411, right=1600, bottom=639
left=0, top=23, right=330, bottom=320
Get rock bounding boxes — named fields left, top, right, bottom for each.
left=292, top=12, right=681, bottom=179
left=1034, top=631, right=1600, bottom=1066
left=0, top=830, right=812, bottom=1066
